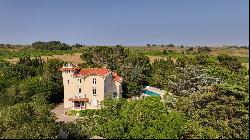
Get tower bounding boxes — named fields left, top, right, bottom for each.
left=59, top=63, right=80, bottom=109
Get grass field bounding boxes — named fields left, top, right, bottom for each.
left=1, top=46, right=248, bottom=68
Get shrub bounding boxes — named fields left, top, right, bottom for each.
left=217, top=54, right=243, bottom=71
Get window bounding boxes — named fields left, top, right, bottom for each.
left=93, top=78, right=96, bottom=84
left=67, top=80, right=69, bottom=84
left=93, top=88, right=96, bottom=95
left=78, top=79, right=81, bottom=83
left=78, top=88, right=81, bottom=93
left=113, top=92, right=117, bottom=98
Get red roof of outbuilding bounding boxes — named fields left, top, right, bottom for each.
left=112, top=72, right=122, bottom=82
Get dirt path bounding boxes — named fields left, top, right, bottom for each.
left=50, top=103, right=78, bottom=123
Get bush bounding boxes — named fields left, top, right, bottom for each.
left=217, top=54, right=243, bottom=71
left=198, top=46, right=212, bottom=53
left=66, top=110, right=80, bottom=116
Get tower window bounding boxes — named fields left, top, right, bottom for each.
left=78, top=88, right=81, bottom=93
left=93, top=88, right=96, bottom=95
left=93, top=78, right=96, bottom=84
left=67, top=80, right=69, bottom=84
left=78, top=79, right=81, bottom=83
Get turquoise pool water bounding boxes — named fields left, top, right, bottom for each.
left=143, top=90, right=160, bottom=96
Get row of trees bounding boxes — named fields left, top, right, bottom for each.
left=32, top=41, right=72, bottom=50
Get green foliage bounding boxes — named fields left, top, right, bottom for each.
left=176, top=55, right=197, bottom=67
left=177, top=84, right=249, bottom=139
left=149, top=58, right=175, bottom=89
left=60, top=122, right=88, bottom=139
left=3, top=56, right=44, bottom=80
left=66, top=110, right=80, bottom=116
left=195, top=54, right=213, bottom=65
left=197, top=46, right=212, bottom=53
left=71, top=43, right=85, bottom=48
left=217, top=54, right=243, bottom=71
left=168, top=65, right=222, bottom=96
left=32, top=41, right=72, bottom=50
left=120, top=53, right=152, bottom=97
left=0, top=100, right=60, bottom=139
left=0, top=45, right=248, bottom=139
left=77, top=97, right=187, bottom=139
left=80, top=45, right=128, bottom=71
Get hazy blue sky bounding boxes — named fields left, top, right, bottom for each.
left=0, top=0, right=248, bottom=46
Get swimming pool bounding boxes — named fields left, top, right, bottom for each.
left=143, top=90, right=160, bottom=96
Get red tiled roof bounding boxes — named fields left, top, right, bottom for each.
left=59, top=67, right=80, bottom=71
left=112, top=72, right=122, bottom=82
left=74, top=68, right=111, bottom=77
left=61, top=67, right=122, bottom=82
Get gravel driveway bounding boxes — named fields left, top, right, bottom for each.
left=50, top=103, right=78, bottom=123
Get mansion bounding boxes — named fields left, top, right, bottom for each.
left=59, top=63, right=122, bottom=110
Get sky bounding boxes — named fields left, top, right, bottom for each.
left=0, top=0, right=249, bottom=46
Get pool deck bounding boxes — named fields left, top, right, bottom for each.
left=143, top=86, right=165, bottom=97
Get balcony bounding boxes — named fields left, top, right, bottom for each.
left=69, top=93, right=89, bottom=102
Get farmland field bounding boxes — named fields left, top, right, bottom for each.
left=1, top=46, right=248, bottom=69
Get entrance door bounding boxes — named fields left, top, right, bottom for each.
left=92, top=99, right=98, bottom=107
left=74, top=101, right=84, bottom=109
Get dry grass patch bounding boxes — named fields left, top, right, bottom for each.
left=147, top=55, right=177, bottom=63
left=4, top=53, right=84, bottom=64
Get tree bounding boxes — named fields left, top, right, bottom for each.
left=80, top=46, right=129, bottom=71
left=168, top=65, right=222, bottom=96
left=188, top=47, right=194, bottom=52
left=120, top=53, right=152, bottom=97
left=168, top=44, right=175, bottom=47
left=72, top=43, right=84, bottom=48
left=0, top=99, right=60, bottom=139
left=149, top=58, right=175, bottom=89
left=32, top=41, right=72, bottom=50
left=163, top=49, right=168, bottom=55
left=177, top=83, right=249, bottom=139
left=197, top=46, right=212, bottom=53
left=76, top=97, right=187, bottom=139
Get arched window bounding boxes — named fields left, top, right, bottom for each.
left=93, top=78, right=96, bottom=84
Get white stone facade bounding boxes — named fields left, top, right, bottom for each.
left=60, top=63, right=122, bottom=110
